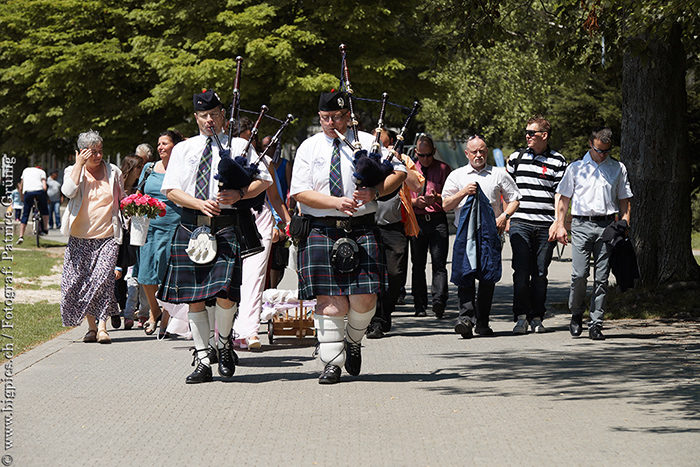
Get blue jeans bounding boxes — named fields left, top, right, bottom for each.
left=569, top=218, right=612, bottom=326
left=48, top=200, right=61, bottom=228
left=509, top=221, right=556, bottom=321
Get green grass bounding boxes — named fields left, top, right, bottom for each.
left=11, top=243, right=64, bottom=280
left=693, top=231, right=700, bottom=251
left=553, top=285, right=700, bottom=320
left=3, top=302, right=73, bottom=359
left=2, top=241, right=71, bottom=360
left=551, top=235, right=700, bottom=320
left=605, top=285, right=700, bottom=320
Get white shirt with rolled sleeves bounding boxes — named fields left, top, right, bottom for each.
left=556, top=152, right=633, bottom=216
left=290, top=129, right=406, bottom=218
left=161, top=133, right=272, bottom=206
left=442, top=163, right=521, bottom=228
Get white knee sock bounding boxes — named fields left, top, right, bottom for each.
left=215, top=303, right=238, bottom=349
left=188, top=311, right=210, bottom=366
left=346, top=306, right=375, bottom=345
left=315, top=315, right=346, bottom=367
left=206, top=305, right=216, bottom=348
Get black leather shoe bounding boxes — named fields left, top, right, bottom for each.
left=111, top=315, right=121, bottom=329
left=365, top=322, right=384, bottom=339
left=414, top=309, right=427, bottom=317
left=455, top=319, right=473, bottom=339
left=569, top=315, right=583, bottom=337
left=217, top=340, right=236, bottom=379
left=433, top=303, right=445, bottom=319
left=589, top=324, right=605, bottom=340
left=474, top=325, right=494, bottom=336
left=186, top=362, right=213, bottom=384
left=319, top=364, right=341, bottom=384
left=209, top=340, right=239, bottom=365
left=345, top=340, right=362, bottom=376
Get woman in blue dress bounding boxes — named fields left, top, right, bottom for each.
left=138, top=130, right=185, bottom=336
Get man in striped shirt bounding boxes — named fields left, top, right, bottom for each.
left=506, top=116, right=567, bottom=334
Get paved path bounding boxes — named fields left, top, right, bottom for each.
left=8, top=234, right=700, bottom=466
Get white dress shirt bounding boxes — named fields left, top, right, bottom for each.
left=290, top=130, right=406, bottom=218
left=161, top=133, right=272, bottom=205
left=442, top=163, right=521, bottom=227
left=556, top=152, right=633, bottom=216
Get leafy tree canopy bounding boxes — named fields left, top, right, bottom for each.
left=0, top=0, right=433, bottom=159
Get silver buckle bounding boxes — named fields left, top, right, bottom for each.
left=196, top=216, right=211, bottom=227
left=335, top=218, right=352, bottom=232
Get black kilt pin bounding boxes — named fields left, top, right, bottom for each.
left=297, top=223, right=386, bottom=300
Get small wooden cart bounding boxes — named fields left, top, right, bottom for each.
left=267, top=301, right=315, bottom=345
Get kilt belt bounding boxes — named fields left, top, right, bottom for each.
left=181, top=208, right=241, bottom=231
left=309, top=214, right=374, bottom=231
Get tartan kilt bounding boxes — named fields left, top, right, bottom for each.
left=158, top=222, right=242, bottom=304
left=297, top=224, right=386, bottom=299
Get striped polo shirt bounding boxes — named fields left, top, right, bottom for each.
left=506, top=147, right=567, bottom=226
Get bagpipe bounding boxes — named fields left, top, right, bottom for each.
left=335, top=44, right=420, bottom=189
left=209, top=56, right=295, bottom=257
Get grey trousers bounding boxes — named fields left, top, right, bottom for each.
left=569, top=218, right=612, bottom=327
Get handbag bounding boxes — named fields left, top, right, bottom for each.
left=116, top=214, right=138, bottom=270
left=136, top=163, right=154, bottom=194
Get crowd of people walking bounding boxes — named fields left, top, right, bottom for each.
left=28, top=86, right=634, bottom=386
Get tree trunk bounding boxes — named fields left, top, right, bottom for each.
left=621, top=22, right=700, bottom=285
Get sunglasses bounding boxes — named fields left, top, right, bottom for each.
left=416, top=152, right=433, bottom=158
left=319, top=112, right=348, bottom=123
left=468, top=134, right=485, bottom=141
left=591, top=145, right=611, bottom=155
left=525, top=130, right=543, bottom=137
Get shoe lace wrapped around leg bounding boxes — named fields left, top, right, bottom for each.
left=346, top=340, right=361, bottom=359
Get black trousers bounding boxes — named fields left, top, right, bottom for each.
left=457, top=276, right=495, bottom=327
left=373, top=222, right=408, bottom=331
left=410, top=213, right=449, bottom=313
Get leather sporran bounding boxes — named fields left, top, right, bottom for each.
left=288, top=214, right=311, bottom=242
left=330, top=237, right=360, bottom=273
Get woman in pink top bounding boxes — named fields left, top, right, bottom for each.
left=60, top=130, right=125, bottom=344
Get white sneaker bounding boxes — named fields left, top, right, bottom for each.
left=531, top=318, right=546, bottom=333
left=513, top=315, right=528, bottom=334
left=16, top=237, right=23, bottom=245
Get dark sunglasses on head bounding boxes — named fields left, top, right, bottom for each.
left=416, top=152, right=433, bottom=158
left=525, top=130, right=543, bottom=137
left=468, top=134, right=485, bottom=141
left=591, top=145, right=611, bottom=155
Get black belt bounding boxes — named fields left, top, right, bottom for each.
left=181, top=208, right=241, bottom=230
left=310, top=214, right=374, bottom=230
left=573, top=214, right=617, bottom=222
left=416, top=212, right=447, bottom=222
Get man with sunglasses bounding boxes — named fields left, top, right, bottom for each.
left=290, top=91, right=406, bottom=384
left=506, top=116, right=568, bottom=335
left=410, top=135, right=452, bottom=319
left=554, top=127, right=633, bottom=340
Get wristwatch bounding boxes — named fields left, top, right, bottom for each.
left=505, top=213, right=511, bottom=220
left=373, top=187, right=380, bottom=200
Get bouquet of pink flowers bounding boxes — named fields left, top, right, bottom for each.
left=120, top=193, right=167, bottom=219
